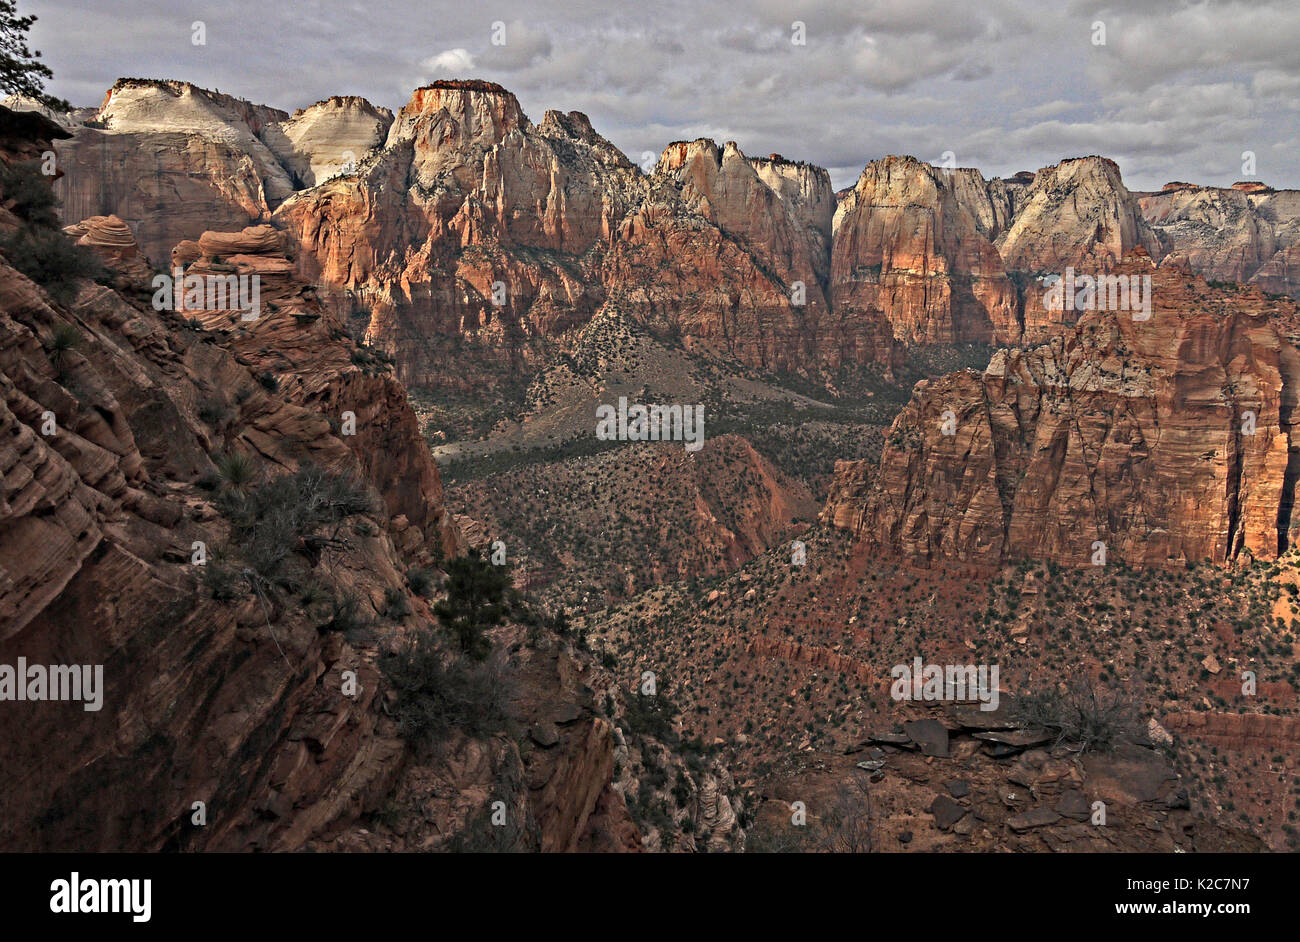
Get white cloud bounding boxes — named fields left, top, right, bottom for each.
left=25, top=0, right=1300, bottom=191
left=423, top=48, right=477, bottom=76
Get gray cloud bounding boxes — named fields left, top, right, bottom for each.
left=26, top=0, right=1300, bottom=190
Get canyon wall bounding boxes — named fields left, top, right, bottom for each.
left=18, top=79, right=1300, bottom=389
left=824, top=260, right=1300, bottom=566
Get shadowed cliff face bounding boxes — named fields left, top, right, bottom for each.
left=0, top=135, right=458, bottom=848
left=824, top=259, right=1300, bottom=567
left=0, top=107, right=744, bottom=853
left=0, top=245, right=394, bottom=848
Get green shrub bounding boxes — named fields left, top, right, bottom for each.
left=379, top=630, right=512, bottom=752
left=440, top=798, right=532, bottom=852
left=405, top=567, right=436, bottom=598
left=202, top=558, right=244, bottom=601
left=383, top=586, right=411, bottom=621
left=434, top=550, right=510, bottom=660
left=297, top=580, right=328, bottom=608
left=214, top=452, right=257, bottom=494
left=1, top=225, right=106, bottom=302
left=323, top=593, right=375, bottom=643
left=197, top=399, right=231, bottom=427
left=45, top=322, right=80, bottom=378
left=622, top=690, right=680, bottom=745
left=207, top=463, right=375, bottom=610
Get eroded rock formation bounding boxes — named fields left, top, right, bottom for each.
left=1, top=112, right=734, bottom=849
left=42, top=81, right=398, bottom=266
left=1140, top=182, right=1300, bottom=300
left=24, top=78, right=1300, bottom=386
left=824, top=259, right=1300, bottom=566
left=831, top=156, right=1018, bottom=345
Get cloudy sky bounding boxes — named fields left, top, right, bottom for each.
left=27, top=0, right=1300, bottom=190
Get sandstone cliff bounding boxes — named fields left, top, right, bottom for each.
left=996, top=156, right=1161, bottom=275
left=828, top=155, right=1175, bottom=347
left=831, top=156, right=1018, bottom=345
left=262, top=96, right=394, bottom=189
left=27, top=77, right=1300, bottom=391
left=42, top=80, right=397, bottom=266
left=824, top=259, right=1300, bottom=566
left=0, top=108, right=735, bottom=850
left=1140, top=183, right=1300, bottom=300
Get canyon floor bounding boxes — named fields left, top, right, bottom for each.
left=432, top=326, right=1299, bottom=853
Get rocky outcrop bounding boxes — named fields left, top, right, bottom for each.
left=994, top=157, right=1163, bottom=339
left=169, top=225, right=460, bottom=555
left=996, top=157, right=1161, bottom=275
left=658, top=140, right=832, bottom=295
left=827, top=155, right=1174, bottom=347
left=1140, top=183, right=1300, bottom=300
left=43, top=80, right=396, bottom=266
left=276, top=81, right=638, bottom=385
left=1141, top=185, right=1276, bottom=284
left=1251, top=243, right=1300, bottom=299
left=262, top=96, right=393, bottom=189
left=746, top=636, right=872, bottom=681
left=1164, top=711, right=1300, bottom=750
left=831, top=156, right=1019, bottom=345
left=61, top=214, right=152, bottom=283
left=824, top=259, right=1300, bottom=566
left=0, top=108, right=466, bottom=848
left=0, top=102, right=70, bottom=166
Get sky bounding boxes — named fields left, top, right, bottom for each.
left=26, top=0, right=1300, bottom=191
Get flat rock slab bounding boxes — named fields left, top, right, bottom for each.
left=929, top=795, right=967, bottom=831
left=973, top=727, right=1053, bottom=747
left=1055, top=789, right=1091, bottom=820
left=904, top=719, right=950, bottom=757
left=945, top=780, right=971, bottom=798
left=1083, top=744, right=1177, bottom=804
left=1007, top=808, right=1061, bottom=831
left=866, top=730, right=912, bottom=745
left=945, top=700, right=1021, bottom=730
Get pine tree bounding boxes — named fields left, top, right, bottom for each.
left=434, top=550, right=510, bottom=660
left=0, top=1, right=68, bottom=111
